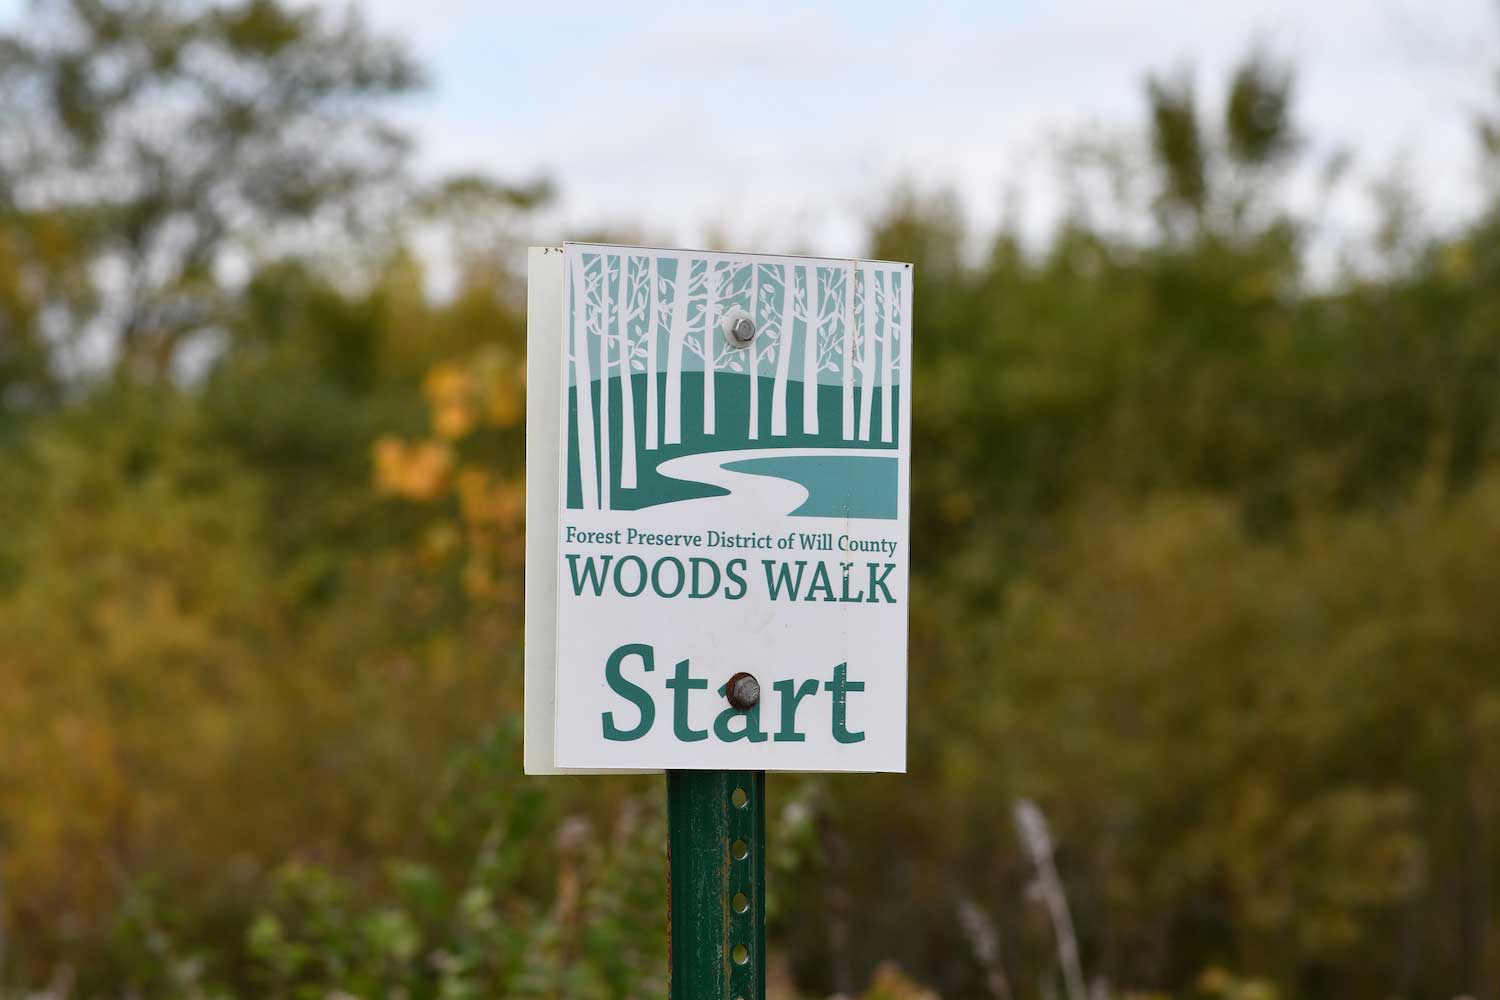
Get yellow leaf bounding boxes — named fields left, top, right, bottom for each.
left=423, top=363, right=478, bottom=440
left=373, top=435, right=453, bottom=501
left=434, top=400, right=476, bottom=440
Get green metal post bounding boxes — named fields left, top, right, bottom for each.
left=668, top=770, right=766, bottom=1000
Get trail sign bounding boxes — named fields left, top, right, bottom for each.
left=525, top=244, right=911, bottom=773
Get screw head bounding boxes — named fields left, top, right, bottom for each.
left=725, top=672, right=760, bottom=710
left=723, top=308, right=757, bottom=348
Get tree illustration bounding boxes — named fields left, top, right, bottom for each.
left=800, top=265, right=848, bottom=437
left=841, top=264, right=856, bottom=441
left=645, top=255, right=660, bottom=451
left=856, top=263, right=880, bottom=442
left=592, top=254, right=613, bottom=509
left=699, top=259, right=719, bottom=435
left=747, top=263, right=760, bottom=439
left=800, top=266, right=822, bottom=435
left=663, top=255, right=704, bottom=447
left=568, top=251, right=598, bottom=510
left=613, top=253, right=651, bottom=490
left=576, top=251, right=901, bottom=478
left=685, top=258, right=753, bottom=437
left=881, top=269, right=900, bottom=443
left=770, top=262, right=799, bottom=437
left=746, top=262, right=783, bottom=440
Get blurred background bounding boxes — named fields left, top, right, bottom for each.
left=2, top=1, right=1500, bottom=997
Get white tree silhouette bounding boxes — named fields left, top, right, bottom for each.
left=612, top=255, right=635, bottom=490
left=684, top=258, right=752, bottom=437
left=746, top=262, right=782, bottom=440
left=770, top=262, right=799, bottom=437
left=747, top=262, right=760, bottom=439
left=700, top=259, right=718, bottom=435
left=800, top=265, right=822, bottom=435
left=574, top=250, right=901, bottom=494
left=841, top=264, right=856, bottom=440
left=800, top=265, right=847, bottom=437
left=856, top=263, right=880, bottom=442
left=568, top=251, right=598, bottom=510
left=593, top=254, right=613, bottom=509
left=881, top=269, right=899, bottom=443
left=613, top=253, right=654, bottom=489
left=645, top=255, right=660, bottom=451
left=663, top=255, right=703, bottom=447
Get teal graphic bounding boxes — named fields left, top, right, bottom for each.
left=566, top=248, right=905, bottom=518
left=722, top=454, right=898, bottom=519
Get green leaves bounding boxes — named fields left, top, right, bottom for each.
left=1225, top=52, right=1297, bottom=168
left=215, top=0, right=306, bottom=57
left=1145, top=50, right=1300, bottom=238
left=7, top=8, right=1500, bottom=997
left=0, top=0, right=425, bottom=385
left=1147, top=69, right=1207, bottom=218
left=234, top=798, right=667, bottom=999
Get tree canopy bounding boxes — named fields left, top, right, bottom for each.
left=3, top=3, right=1500, bottom=998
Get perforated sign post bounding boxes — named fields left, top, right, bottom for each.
left=525, top=243, right=912, bottom=998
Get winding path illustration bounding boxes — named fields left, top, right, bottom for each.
left=653, top=447, right=891, bottom=517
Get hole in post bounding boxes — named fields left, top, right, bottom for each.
left=732, top=787, right=748, bottom=808
left=731, top=839, right=749, bottom=861
left=733, top=892, right=750, bottom=913
left=732, top=944, right=750, bottom=965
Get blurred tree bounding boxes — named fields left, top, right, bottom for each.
left=0, top=0, right=419, bottom=391
left=781, top=47, right=1500, bottom=1000
left=1147, top=69, right=1208, bottom=231
left=0, top=0, right=564, bottom=986
left=1224, top=52, right=1297, bottom=169
left=1146, top=53, right=1299, bottom=240
left=3, top=14, right=1500, bottom=1000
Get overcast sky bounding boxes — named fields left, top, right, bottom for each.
left=342, top=0, right=1498, bottom=258
left=6, top=0, right=1498, bottom=258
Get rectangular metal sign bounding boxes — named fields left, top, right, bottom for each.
left=525, top=243, right=911, bottom=772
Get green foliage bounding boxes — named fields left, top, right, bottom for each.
left=0, top=0, right=421, bottom=384
left=235, top=793, right=666, bottom=1000
left=1224, top=53, right=1297, bottom=169
left=789, top=47, right=1500, bottom=998
left=1148, top=69, right=1208, bottom=221
left=3, top=5, right=1500, bottom=998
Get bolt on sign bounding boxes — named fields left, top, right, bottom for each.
left=525, top=244, right=911, bottom=773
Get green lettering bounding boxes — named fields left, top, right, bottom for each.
left=823, top=662, right=865, bottom=744
left=772, top=678, right=818, bottom=742
left=805, top=561, right=836, bottom=602
left=602, top=643, right=654, bottom=741
left=651, top=556, right=686, bottom=597
left=866, top=562, right=896, bottom=603
left=567, top=554, right=613, bottom=596
left=723, top=558, right=749, bottom=600
left=666, top=658, right=708, bottom=742
left=689, top=558, right=721, bottom=598
left=763, top=559, right=806, bottom=600
left=613, top=555, right=648, bottom=597
left=839, top=565, right=865, bottom=602
left=713, top=682, right=768, bottom=743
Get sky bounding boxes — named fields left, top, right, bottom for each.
left=3, top=0, right=1497, bottom=259
left=338, top=0, right=1499, bottom=259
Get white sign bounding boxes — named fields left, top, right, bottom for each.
left=525, top=244, right=911, bottom=772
